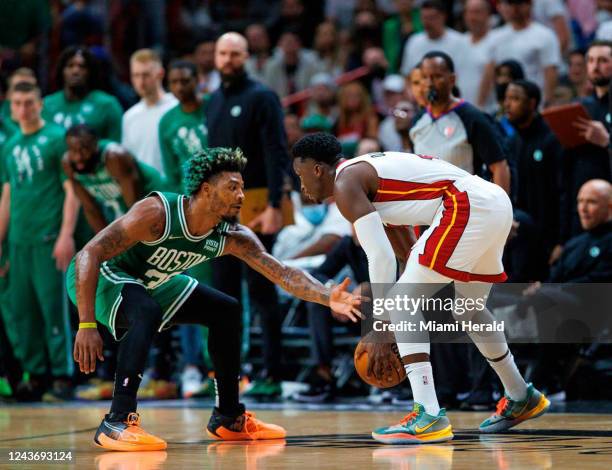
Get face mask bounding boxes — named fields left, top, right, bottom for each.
left=302, top=204, right=328, bottom=226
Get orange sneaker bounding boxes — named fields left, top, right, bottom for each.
left=206, top=405, right=286, bottom=441
left=94, top=412, right=167, bottom=451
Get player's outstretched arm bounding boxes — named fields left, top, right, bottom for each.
left=73, top=197, right=165, bottom=374
left=224, top=224, right=364, bottom=322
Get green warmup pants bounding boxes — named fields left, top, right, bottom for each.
left=6, top=242, right=73, bottom=377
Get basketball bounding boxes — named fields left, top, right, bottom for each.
left=354, top=331, right=406, bottom=389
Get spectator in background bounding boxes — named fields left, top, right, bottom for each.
left=159, top=60, right=208, bottom=192
left=292, top=231, right=368, bottom=403
left=558, top=50, right=592, bottom=100
left=43, top=47, right=123, bottom=142
left=382, top=0, right=423, bottom=73
left=0, top=68, right=36, bottom=135
left=313, top=21, right=345, bottom=77
left=410, top=51, right=510, bottom=191
left=59, top=0, right=105, bottom=49
left=461, top=0, right=497, bottom=111
left=504, top=80, right=563, bottom=267
left=490, top=0, right=561, bottom=106
left=379, top=99, right=416, bottom=151
left=193, top=33, right=221, bottom=96
left=399, top=0, right=465, bottom=75
left=532, top=0, right=571, bottom=54
left=493, top=59, right=526, bottom=138
left=269, top=0, right=318, bottom=48
left=561, top=40, right=612, bottom=243
left=407, top=64, right=428, bottom=109
left=245, top=23, right=272, bottom=82
left=0, top=82, right=78, bottom=402
left=207, top=33, right=289, bottom=399
left=122, top=49, right=177, bottom=174
left=262, top=31, right=323, bottom=99
left=285, top=114, right=304, bottom=149
left=334, top=81, right=379, bottom=157
left=346, top=11, right=383, bottom=71
left=305, top=73, right=338, bottom=127
left=360, top=47, right=390, bottom=112
left=355, top=136, right=382, bottom=155
left=380, top=74, right=405, bottom=117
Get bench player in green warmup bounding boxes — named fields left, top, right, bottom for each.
left=66, top=147, right=364, bottom=451
left=63, top=124, right=164, bottom=232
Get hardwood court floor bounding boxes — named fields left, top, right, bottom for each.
left=0, top=405, right=611, bottom=469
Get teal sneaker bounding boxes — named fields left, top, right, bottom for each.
left=242, top=378, right=282, bottom=399
left=372, top=403, right=454, bottom=444
left=479, top=383, right=550, bottom=433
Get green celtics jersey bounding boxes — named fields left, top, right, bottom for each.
left=3, top=122, right=67, bottom=244
left=42, top=90, right=123, bottom=141
left=74, top=140, right=165, bottom=222
left=159, top=102, right=208, bottom=192
left=0, top=114, right=17, bottom=150
left=103, top=192, right=230, bottom=290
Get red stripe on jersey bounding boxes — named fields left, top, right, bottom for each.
left=374, top=178, right=455, bottom=202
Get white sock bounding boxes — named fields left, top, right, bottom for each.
left=487, top=351, right=528, bottom=401
left=405, top=362, right=440, bottom=416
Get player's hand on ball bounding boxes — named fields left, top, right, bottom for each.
left=366, top=341, right=400, bottom=384
left=74, top=328, right=105, bottom=374
left=329, top=277, right=367, bottom=322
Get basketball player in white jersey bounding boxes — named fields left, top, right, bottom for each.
left=292, top=133, right=550, bottom=444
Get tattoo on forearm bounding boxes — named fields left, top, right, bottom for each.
left=97, top=224, right=129, bottom=258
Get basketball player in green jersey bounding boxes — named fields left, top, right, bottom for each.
left=63, top=124, right=165, bottom=232
left=0, top=81, right=79, bottom=401
left=66, top=147, right=364, bottom=451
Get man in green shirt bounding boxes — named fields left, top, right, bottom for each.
left=159, top=61, right=212, bottom=397
left=159, top=60, right=208, bottom=193
left=63, top=124, right=165, bottom=233
left=0, top=81, right=79, bottom=401
left=43, top=46, right=123, bottom=142
left=0, top=67, right=37, bottom=133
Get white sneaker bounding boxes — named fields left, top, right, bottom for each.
left=181, top=366, right=203, bottom=398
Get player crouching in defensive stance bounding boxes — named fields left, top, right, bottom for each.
left=292, top=133, right=550, bottom=445
left=66, top=147, right=364, bottom=451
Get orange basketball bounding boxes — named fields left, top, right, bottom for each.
left=354, top=331, right=407, bottom=389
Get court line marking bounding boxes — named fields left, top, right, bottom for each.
left=0, top=428, right=98, bottom=443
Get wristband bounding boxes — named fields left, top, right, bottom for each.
left=79, top=322, right=97, bottom=329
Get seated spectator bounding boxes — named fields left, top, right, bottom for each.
left=378, top=99, right=416, bottom=151
left=558, top=49, right=592, bottom=100
left=532, top=0, right=571, bottom=54
left=245, top=23, right=272, bottom=82
left=407, top=64, right=428, bottom=109
left=334, top=81, right=379, bottom=157
left=193, top=32, right=221, bottom=96
left=273, top=193, right=353, bottom=269
left=301, top=114, right=334, bottom=134
left=313, top=21, right=345, bottom=77
left=360, top=48, right=391, bottom=112
left=262, top=31, right=324, bottom=99
left=285, top=113, right=304, bottom=148
left=380, top=74, right=405, bottom=117
left=292, top=232, right=368, bottom=402
left=305, top=73, right=338, bottom=125
left=60, top=0, right=104, bottom=49
left=355, top=137, right=382, bottom=155
left=493, top=59, right=525, bottom=138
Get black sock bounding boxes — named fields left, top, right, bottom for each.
left=215, top=375, right=241, bottom=417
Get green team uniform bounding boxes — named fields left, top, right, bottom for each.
left=1, top=122, right=72, bottom=377
left=0, top=102, right=18, bottom=142
left=42, top=90, right=123, bottom=141
left=66, top=191, right=231, bottom=340
left=159, top=102, right=208, bottom=193
left=74, top=139, right=165, bottom=222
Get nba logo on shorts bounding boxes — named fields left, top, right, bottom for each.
left=423, top=376, right=429, bottom=385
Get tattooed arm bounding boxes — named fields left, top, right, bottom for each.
left=74, top=195, right=165, bottom=374
left=223, top=225, right=364, bottom=321
left=75, top=196, right=165, bottom=324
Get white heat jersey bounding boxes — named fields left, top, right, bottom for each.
left=335, top=151, right=513, bottom=283
left=336, top=151, right=471, bottom=227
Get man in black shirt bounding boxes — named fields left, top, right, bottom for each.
left=206, top=32, right=289, bottom=398
left=562, top=41, right=612, bottom=244
left=504, top=80, right=563, bottom=269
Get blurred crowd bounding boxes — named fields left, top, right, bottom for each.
left=0, top=0, right=610, bottom=407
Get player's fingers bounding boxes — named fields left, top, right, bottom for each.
left=339, top=277, right=351, bottom=290
left=81, top=349, right=90, bottom=374
left=89, top=349, right=97, bottom=374
left=351, top=307, right=365, bottom=320
left=73, top=342, right=79, bottom=362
